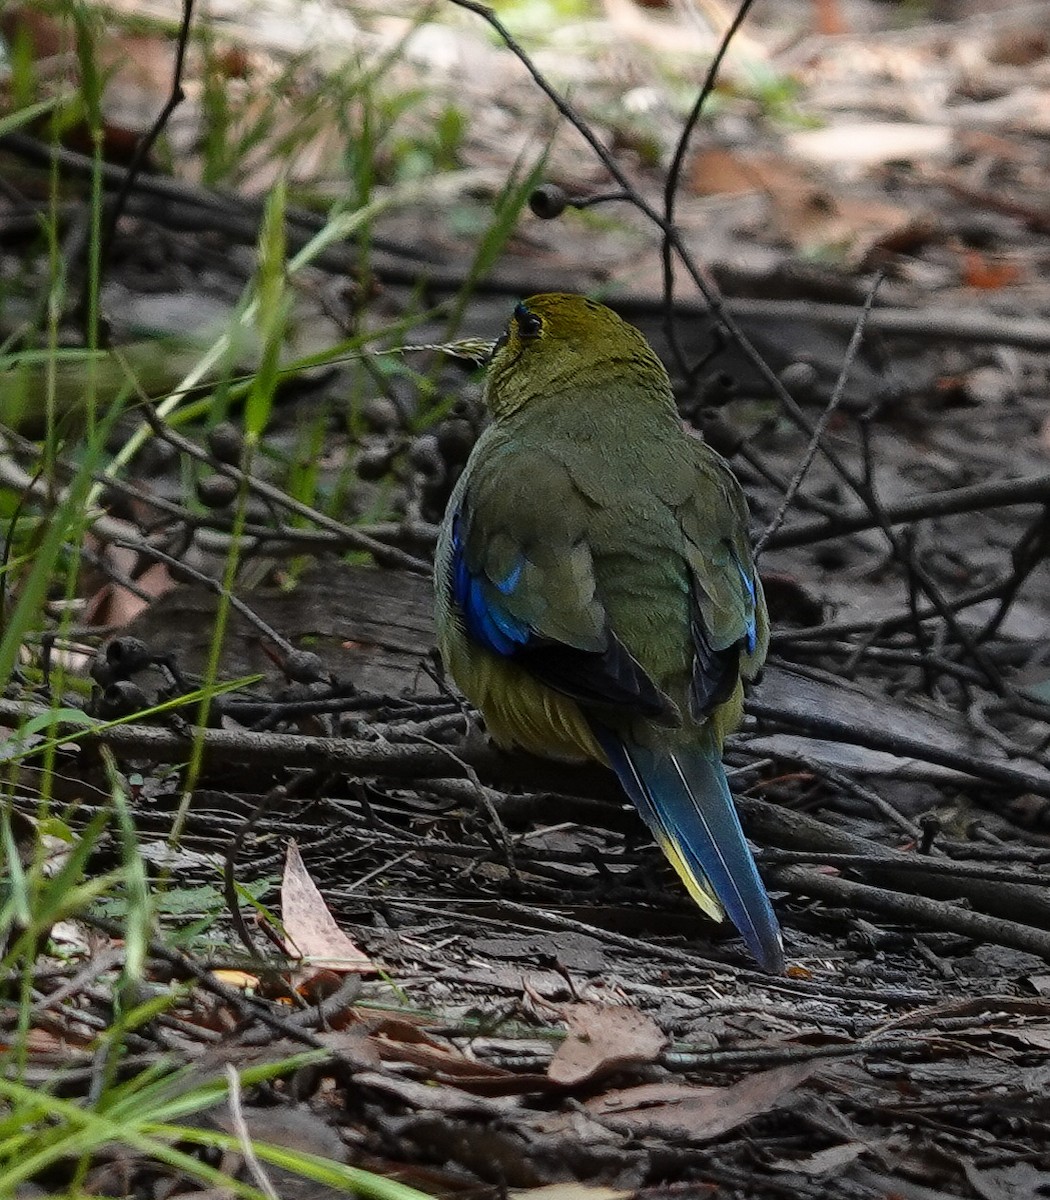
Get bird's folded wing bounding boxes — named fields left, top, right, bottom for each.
left=445, top=450, right=673, bottom=720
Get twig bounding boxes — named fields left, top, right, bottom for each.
left=472, top=900, right=932, bottom=1003
left=110, top=538, right=298, bottom=658
left=140, top=404, right=429, bottom=573
left=976, top=504, right=1050, bottom=642
left=223, top=785, right=289, bottom=961
left=225, top=1064, right=280, bottom=1200
left=739, top=794, right=1050, bottom=927
left=755, top=272, right=883, bottom=557
left=660, top=0, right=756, bottom=388
left=757, top=850, right=1050, bottom=888
left=744, top=699, right=1050, bottom=798
left=772, top=865, right=1050, bottom=961
left=89, top=0, right=196, bottom=332
left=765, top=472, right=1050, bottom=550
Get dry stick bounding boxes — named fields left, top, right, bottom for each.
left=782, top=640, right=987, bottom=688
left=755, top=273, right=883, bottom=557
left=220, top=784, right=292, bottom=962
left=90, top=0, right=195, bottom=332
left=5, top=690, right=1050, bottom=798
left=738, top=795, right=1050, bottom=929
left=977, top=503, right=1050, bottom=643
left=0, top=133, right=414, bottom=269
left=772, top=574, right=1021, bottom=645
left=225, top=1065, right=280, bottom=1200
left=110, top=538, right=297, bottom=658
left=482, top=899, right=930, bottom=1003
left=766, top=471, right=1050, bottom=551
left=1, top=426, right=432, bottom=559
left=16, top=131, right=1050, bottom=355
left=139, top=404, right=429, bottom=573
left=757, top=850, right=1050, bottom=888
left=743, top=699, right=1050, bottom=798
left=78, top=913, right=337, bottom=1056
left=708, top=297, right=1050, bottom=353
left=660, top=0, right=757, bottom=386
left=772, top=865, right=1050, bottom=961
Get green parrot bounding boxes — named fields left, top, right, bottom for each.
left=434, top=293, right=782, bottom=972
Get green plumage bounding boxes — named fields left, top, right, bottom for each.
left=435, top=294, right=782, bottom=971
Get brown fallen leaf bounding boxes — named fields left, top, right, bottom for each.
left=769, top=1141, right=869, bottom=1176
left=548, top=1003, right=668, bottom=1087
left=961, top=249, right=1023, bottom=290
left=586, top=1061, right=816, bottom=1142
left=82, top=560, right=177, bottom=630
left=689, top=148, right=934, bottom=265
left=281, top=841, right=374, bottom=981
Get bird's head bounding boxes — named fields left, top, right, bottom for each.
left=484, top=293, right=675, bottom=419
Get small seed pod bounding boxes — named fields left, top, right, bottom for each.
left=778, top=360, right=820, bottom=403
left=356, top=446, right=395, bottom=481
left=360, top=397, right=402, bottom=434
left=101, top=636, right=153, bottom=680
left=207, top=421, right=245, bottom=465
left=408, top=434, right=443, bottom=477
left=435, top=418, right=476, bottom=467
left=97, top=680, right=150, bottom=719
left=283, top=649, right=325, bottom=685
left=197, top=473, right=239, bottom=509
left=529, top=183, right=569, bottom=220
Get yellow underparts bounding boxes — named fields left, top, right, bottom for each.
left=456, top=647, right=604, bottom=762
left=449, top=633, right=734, bottom=928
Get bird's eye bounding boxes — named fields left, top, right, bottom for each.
left=513, top=302, right=543, bottom=340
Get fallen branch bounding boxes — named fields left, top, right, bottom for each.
left=772, top=865, right=1050, bottom=961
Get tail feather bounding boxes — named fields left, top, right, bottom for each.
left=596, top=729, right=784, bottom=973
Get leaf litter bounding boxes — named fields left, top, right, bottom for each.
left=5, top=0, right=1050, bottom=1196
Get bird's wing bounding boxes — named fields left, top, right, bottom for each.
left=677, top=447, right=768, bottom=719
left=444, top=447, right=674, bottom=720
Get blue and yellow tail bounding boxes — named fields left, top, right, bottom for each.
left=596, top=730, right=784, bottom=973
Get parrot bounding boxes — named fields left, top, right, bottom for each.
left=434, top=293, right=783, bottom=973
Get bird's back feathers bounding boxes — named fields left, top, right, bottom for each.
left=434, top=293, right=781, bottom=970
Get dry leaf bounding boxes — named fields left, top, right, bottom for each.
left=587, top=1061, right=815, bottom=1142
left=961, top=250, right=1023, bottom=290
left=82, top=560, right=177, bottom=630
left=211, top=969, right=260, bottom=991
left=548, top=1003, right=668, bottom=1087
left=280, top=841, right=374, bottom=977
left=769, top=1141, right=868, bottom=1175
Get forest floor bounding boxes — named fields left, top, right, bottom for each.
left=3, top=0, right=1050, bottom=1197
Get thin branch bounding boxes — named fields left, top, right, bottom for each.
left=755, top=272, right=883, bottom=557
left=745, top=698, right=1050, bottom=798
left=766, top=471, right=1050, bottom=551
left=88, top=0, right=196, bottom=332
left=773, top=865, right=1050, bottom=961
left=660, top=0, right=756, bottom=387
left=140, top=405, right=430, bottom=573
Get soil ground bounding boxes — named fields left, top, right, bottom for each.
left=3, top=0, right=1050, bottom=1196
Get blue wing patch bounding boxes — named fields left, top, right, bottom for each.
left=688, top=545, right=759, bottom=719
left=447, top=508, right=674, bottom=720
left=450, top=513, right=530, bottom=657
left=735, top=557, right=758, bottom=654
